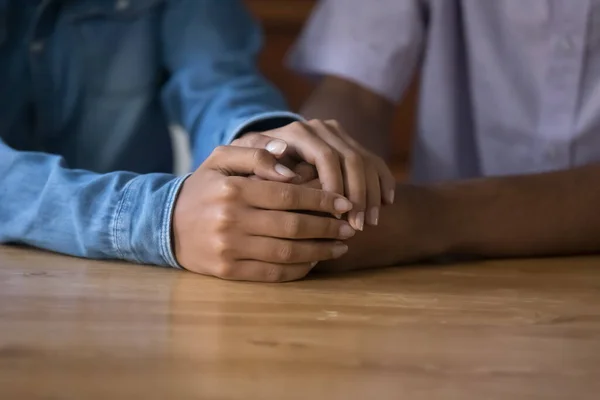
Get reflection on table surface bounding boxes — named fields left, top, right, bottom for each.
left=1, top=245, right=600, bottom=399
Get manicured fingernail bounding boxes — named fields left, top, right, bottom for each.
left=266, top=140, right=287, bottom=156
left=338, top=223, right=355, bottom=239
left=388, top=190, right=395, bottom=204
left=354, top=212, right=365, bottom=231
left=275, top=163, right=296, bottom=178
left=334, top=198, right=353, bottom=213
left=368, top=207, right=379, bottom=226
left=310, top=261, right=318, bottom=267
left=332, top=243, right=349, bottom=259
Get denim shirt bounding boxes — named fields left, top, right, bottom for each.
left=0, top=0, right=300, bottom=267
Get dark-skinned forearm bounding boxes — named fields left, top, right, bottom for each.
left=317, top=163, right=600, bottom=272
left=301, top=76, right=395, bottom=159
left=438, top=163, right=600, bottom=258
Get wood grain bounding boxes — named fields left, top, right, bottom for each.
left=1, top=245, right=600, bottom=399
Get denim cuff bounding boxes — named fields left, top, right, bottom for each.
left=112, top=173, right=189, bottom=268
left=160, top=173, right=191, bottom=269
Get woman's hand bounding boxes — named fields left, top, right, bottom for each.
left=231, top=119, right=396, bottom=231
left=172, top=145, right=356, bottom=282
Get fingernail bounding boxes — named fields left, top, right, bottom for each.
left=332, top=243, right=349, bottom=259
left=338, top=223, right=355, bottom=239
left=310, top=261, right=318, bottom=267
left=354, top=212, right=365, bottom=231
left=388, top=190, right=395, bottom=204
left=334, top=198, right=353, bottom=213
left=266, top=139, right=287, bottom=156
left=275, top=163, right=296, bottom=178
left=368, top=207, right=379, bottom=226
left=334, top=213, right=342, bottom=219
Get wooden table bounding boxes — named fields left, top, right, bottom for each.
left=1, top=246, right=600, bottom=399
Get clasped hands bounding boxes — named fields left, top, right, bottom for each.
left=172, top=119, right=395, bottom=282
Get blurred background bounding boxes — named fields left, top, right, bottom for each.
left=244, top=0, right=418, bottom=179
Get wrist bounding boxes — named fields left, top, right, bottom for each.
left=316, top=184, right=454, bottom=273
left=417, top=185, right=460, bottom=259
left=389, top=183, right=456, bottom=261
left=424, top=181, right=487, bottom=259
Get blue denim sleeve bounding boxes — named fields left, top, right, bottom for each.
left=0, top=140, right=186, bottom=267
left=160, top=0, right=303, bottom=168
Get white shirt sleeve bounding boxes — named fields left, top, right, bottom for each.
left=287, top=0, right=426, bottom=103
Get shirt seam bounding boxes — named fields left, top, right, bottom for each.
left=112, top=176, right=143, bottom=264
left=160, top=174, right=191, bottom=269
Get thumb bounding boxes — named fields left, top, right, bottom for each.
left=203, top=146, right=297, bottom=181
left=231, top=133, right=289, bottom=158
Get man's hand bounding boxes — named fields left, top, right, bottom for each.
left=315, top=184, right=447, bottom=273
left=316, top=163, right=600, bottom=274
left=172, top=145, right=356, bottom=282
left=231, top=119, right=396, bottom=231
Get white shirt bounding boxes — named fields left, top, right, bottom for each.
left=289, top=0, right=600, bottom=182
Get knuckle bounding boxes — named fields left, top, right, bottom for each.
left=283, top=216, right=302, bottom=238
left=318, top=192, right=334, bottom=212
left=308, top=118, right=325, bottom=127
left=327, top=219, right=341, bottom=237
left=213, top=205, right=236, bottom=232
left=212, top=145, right=229, bottom=158
left=344, top=151, right=364, bottom=167
left=218, top=178, right=241, bottom=200
left=317, top=146, right=337, bottom=160
left=213, top=236, right=235, bottom=261
left=325, top=119, right=341, bottom=129
left=214, top=261, right=236, bottom=280
left=278, top=185, right=297, bottom=207
left=252, top=148, right=272, bottom=166
left=344, top=134, right=361, bottom=147
left=265, top=265, right=285, bottom=283
left=288, top=120, right=306, bottom=132
left=231, top=133, right=255, bottom=148
left=352, top=186, right=368, bottom=204
left=276, top=243, right=295, bottom=262
left=244, top=132, right=262, bottom=146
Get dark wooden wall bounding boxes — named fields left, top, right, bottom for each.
left=244, top=0, right=418, bottom=176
